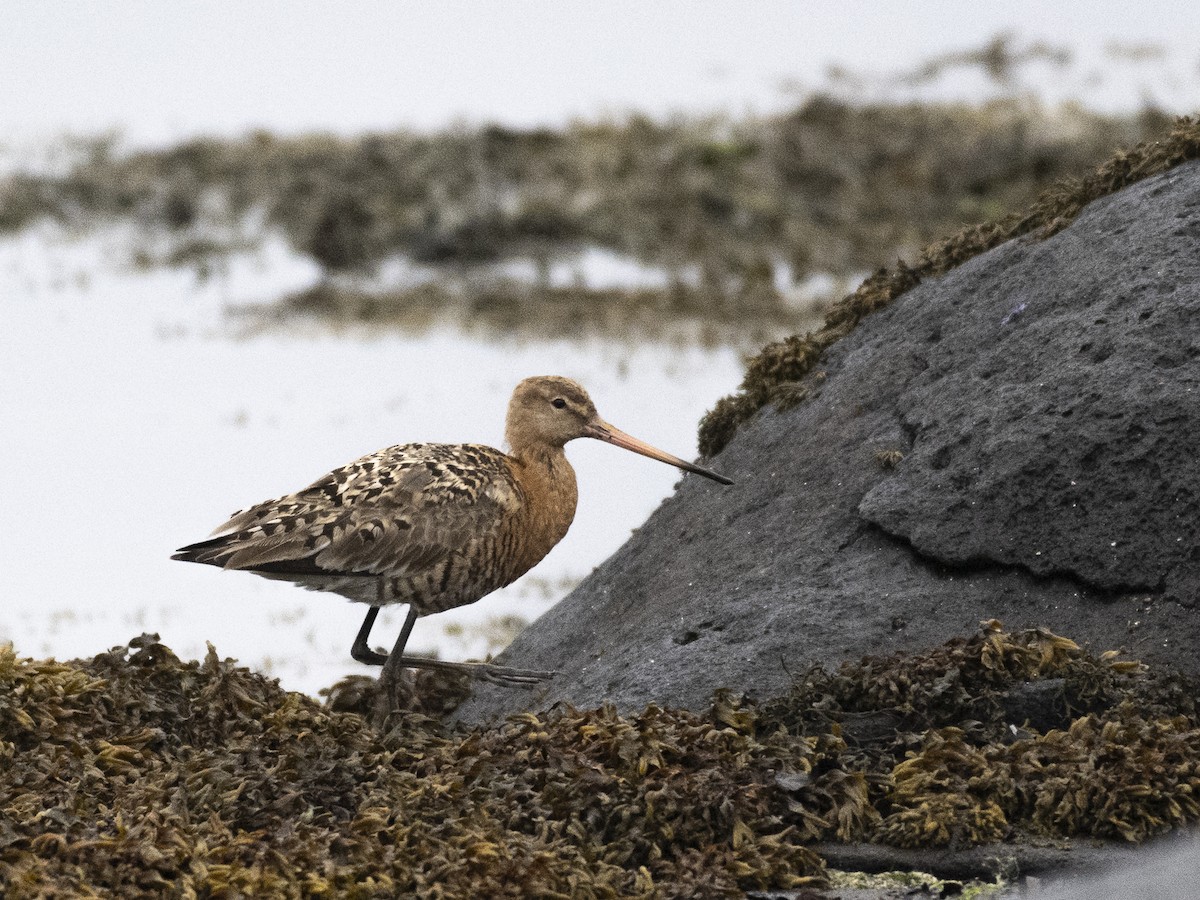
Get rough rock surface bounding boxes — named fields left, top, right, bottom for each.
left=458, top=159, right=1200, bottom=723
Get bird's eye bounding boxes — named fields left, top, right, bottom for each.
left=551, top=397, right=567, bottom=409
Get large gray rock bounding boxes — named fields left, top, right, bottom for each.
left=458, top=160, right=1200, bottom=723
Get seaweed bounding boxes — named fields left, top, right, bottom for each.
left=0, top=637, right=823, bottom=898
left=3, top=622, right=1198, bottom=897
left=0, top=99, right=1172, bottom=339
left=249, top=279, right=808, bottom=345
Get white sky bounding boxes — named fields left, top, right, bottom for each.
left=2, top=1, right=1199, bottom=147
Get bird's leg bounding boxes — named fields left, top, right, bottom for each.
left=350, top=606, right=389, bottom=666
left=379, top=607, right=420, bottom=686
left=378, top=607, right=557, bottom=687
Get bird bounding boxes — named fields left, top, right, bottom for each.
left=173, top=376, right=733, bottom=685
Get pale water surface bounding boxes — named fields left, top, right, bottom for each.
left=0, top=228, right=744, bottom=694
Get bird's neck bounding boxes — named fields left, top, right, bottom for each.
left=510, top=444, right=578, bottom=530
left=510, top=442, right=572, bottom=482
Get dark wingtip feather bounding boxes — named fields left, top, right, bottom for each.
left=171, top=537, right=232, bottom=566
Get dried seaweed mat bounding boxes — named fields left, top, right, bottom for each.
left=2, top=622, right=1199, bottom=898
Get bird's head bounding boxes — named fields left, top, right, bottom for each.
left=505, top=375, right=733, bottom=484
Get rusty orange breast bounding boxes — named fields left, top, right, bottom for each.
left=504, top=447, right=579, bottom=581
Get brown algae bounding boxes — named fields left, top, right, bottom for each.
left=3, top=622, right=1200, bottom=896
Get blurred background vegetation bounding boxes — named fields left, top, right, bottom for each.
left=0, top=34, right=1177, bottom=343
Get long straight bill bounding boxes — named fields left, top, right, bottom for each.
left=586, top=420, right=734, bottom=485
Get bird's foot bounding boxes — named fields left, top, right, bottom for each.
left=384, top=655, right=556, bottom=685
left=351, top=644, right=390, bottom=666
left=464, top=662, right=558, bottom=686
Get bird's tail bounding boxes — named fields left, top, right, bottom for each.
left=171, top=535, right=239, bottom=568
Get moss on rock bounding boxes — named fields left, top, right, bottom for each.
left=698, top=114, right=1200, bottom=457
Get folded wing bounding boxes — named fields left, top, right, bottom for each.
left=172, top=443, right=523, bottom=581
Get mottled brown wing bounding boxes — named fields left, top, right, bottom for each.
left=173, top=443, right=524, bottom=578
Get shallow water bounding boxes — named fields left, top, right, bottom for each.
left=0, top=227, right=744, bottom=694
